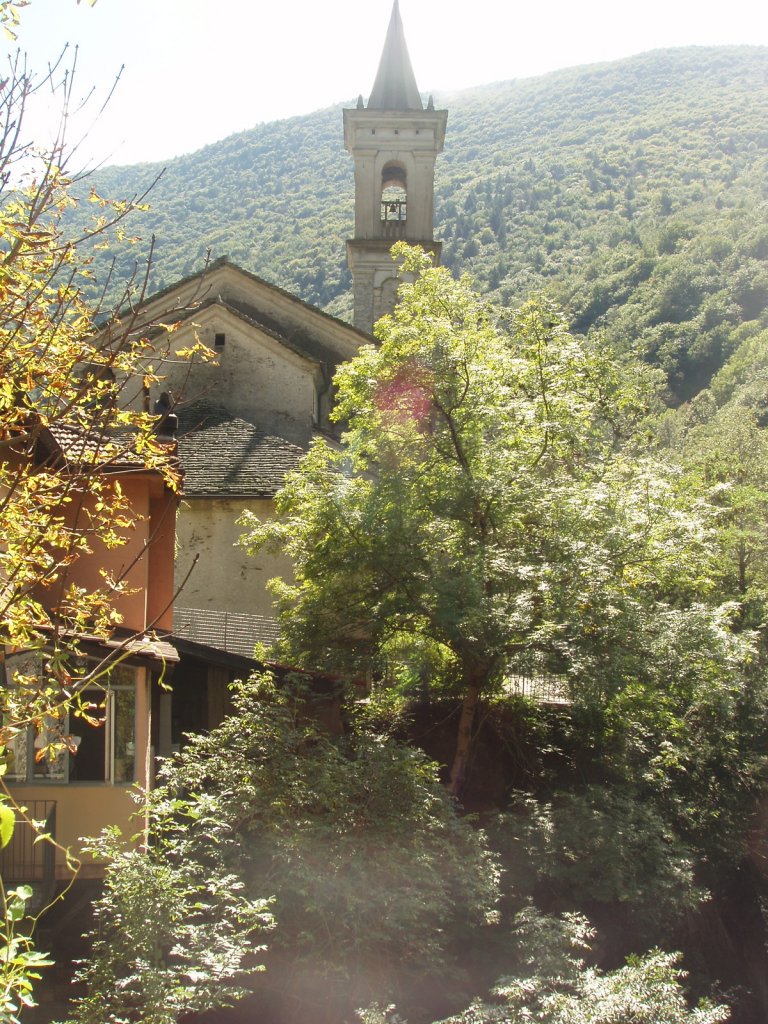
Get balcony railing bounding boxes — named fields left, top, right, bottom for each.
left=380, top=219, right=407, bottom=241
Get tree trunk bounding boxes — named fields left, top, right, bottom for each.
left=448, top=677, right=482, bottom=797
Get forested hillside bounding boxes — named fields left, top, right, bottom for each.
left=80, top=45, right=768, bottom=403
left=437, top=47, right=768, bottom=402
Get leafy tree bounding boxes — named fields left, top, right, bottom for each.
left=0, top=17, right=178, bottom=718
left=0, top=6, right=205, bottom=1012
left=493, top=787, right=704, bottom=941
left=360, top=908, right=729, bottom=1024
left=241, top=245, right=722, bottom=794
left=678, top=402, right=768, bottom=629
left=593, top=602, right=761, bottom=871
left=64, top=827, right=271, bottom=1024
left=71, top=674, right=499, bottom=1023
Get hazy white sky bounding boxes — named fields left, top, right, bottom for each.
left=9, top=0, right=768, bottom=167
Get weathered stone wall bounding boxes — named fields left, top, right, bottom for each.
left=175, top=496, right=293, bottom=619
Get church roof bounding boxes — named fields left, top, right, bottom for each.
left=122, top=255, right=368, bottom=370
left=367, top=0, right=423, bottom=111
left=192, top=294, right=338, bottom=368
left=177, top=402, right=305, bottom=498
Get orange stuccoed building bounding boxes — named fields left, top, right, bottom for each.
left=2, top=419, right=179, bottom=883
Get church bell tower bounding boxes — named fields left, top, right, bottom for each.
left=344, top=0, right=448, bottom=333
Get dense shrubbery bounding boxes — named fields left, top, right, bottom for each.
left=361, top=909, right=729, bottom=1024
left=72, top=672, right=751, bottom=1023
left=66, top=829, right=271, bottom=1024
left=68, top=675, right=501, bottom=1022
left=493, top=788, right=704, bottom=937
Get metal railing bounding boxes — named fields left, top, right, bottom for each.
left=504, top=673, right=570, bottom=705
left=0, top=800, right=57, bottom=885
left=174, top=606, right=280, bottom=658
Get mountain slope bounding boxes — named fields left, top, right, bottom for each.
left=80, top=45, right=768, bottom=401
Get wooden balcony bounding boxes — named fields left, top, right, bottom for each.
left=0, top=800, right=57, bottom=911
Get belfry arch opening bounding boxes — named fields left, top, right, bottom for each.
left=381, top=163, right=407, bottom=224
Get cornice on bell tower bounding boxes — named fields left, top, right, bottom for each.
left=344, top=0, right=448, bottom=334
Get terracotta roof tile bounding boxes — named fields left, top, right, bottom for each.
left=44, top=422, right=148, bottom=469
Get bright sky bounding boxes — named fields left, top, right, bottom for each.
left=9, top=0, right=768, bottom=168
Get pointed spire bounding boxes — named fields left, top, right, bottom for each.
left=367, top=0, right=423, bottom=111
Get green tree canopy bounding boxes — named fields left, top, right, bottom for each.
left=241, top=245, right=726, bottom=793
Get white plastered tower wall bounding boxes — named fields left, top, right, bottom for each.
left=344, top=0, right=447, bottom=333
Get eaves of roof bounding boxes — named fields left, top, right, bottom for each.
left=34, top=624, right=179, bottom=666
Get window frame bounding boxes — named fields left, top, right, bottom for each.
left=4, top=656, right=138, bottom=786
